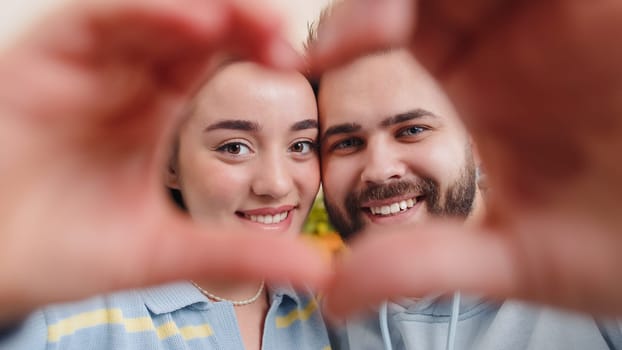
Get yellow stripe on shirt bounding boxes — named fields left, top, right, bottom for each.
left=48, top=309, right=128, bottom=342
left=155, top=321, right=179, bottom=340
left=123, top=316, right=156, bottom=333
left=275, top=299, right=318, bottom=328
left=179, top=324, right=214, bottom=340
left=48, top=308, right=212, bottom=342
left=155, top=321, right=214, bottom=341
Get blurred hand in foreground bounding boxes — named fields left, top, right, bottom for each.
left=309, top=0, right=622, bottom=317
left=0, top=0, right=328, bottom=325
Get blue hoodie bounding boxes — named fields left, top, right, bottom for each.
left=330, top=295, right=622, bottom=350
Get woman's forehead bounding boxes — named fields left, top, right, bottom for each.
left=188, top=62, right=317, bottom=129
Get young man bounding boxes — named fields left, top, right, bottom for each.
left=314, top=47, right=622, bottom=349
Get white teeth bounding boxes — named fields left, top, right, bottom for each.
left=270, top=214, right=282, bottom=224
left=370, top=198, right=417, bottom=217
left=246, top=211, right=289, bottom=224
left=390, top=203, right=400, bottom=214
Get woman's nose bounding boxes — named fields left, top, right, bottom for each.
left=251, top=153, right=293, bottom=199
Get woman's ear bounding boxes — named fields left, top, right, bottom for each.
left=165, top=142, right=181, bottom=190
left=165, top=164, right=180, bottom=190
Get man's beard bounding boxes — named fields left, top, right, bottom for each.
left=324, top=153, right=477, bottom=241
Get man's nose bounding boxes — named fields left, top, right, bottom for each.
left=251, top=152, right=293, bottom=199
left=360, top=137, right=407, bottom=185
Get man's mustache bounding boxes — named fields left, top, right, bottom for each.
left=351, top=179, right=437, bottom=205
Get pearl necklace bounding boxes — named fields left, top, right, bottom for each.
left=191, top=281, right=265, bottom=307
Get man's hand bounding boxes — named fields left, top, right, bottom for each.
left=310, top=0, right=622, bottom=317
left=0, top=0, right=327, bottom=325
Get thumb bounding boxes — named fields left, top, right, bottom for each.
left=322, top=222, right=518, bottom=319
left=135, top=214, right=331, bottom=291
left=308, top=0, right=415, bottom=74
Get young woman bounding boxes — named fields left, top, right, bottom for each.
left=3, top=62, right=330, bottom=350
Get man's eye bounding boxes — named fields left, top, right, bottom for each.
left=217, top=142, right=251, bottom=155
left=398, top=126, right=427, bottom=137
left=333, top=137, right=364, bottom=151
left=289, top=141, right=315, bottom=154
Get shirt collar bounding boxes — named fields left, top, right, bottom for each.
left=140, top=281, right=208, bottom=315
left=269, top=284, right=304, bottom=305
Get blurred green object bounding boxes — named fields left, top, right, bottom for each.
left=303, top=190, right=336, bottom=236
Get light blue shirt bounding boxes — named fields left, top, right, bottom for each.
left=2, top=282, right=331, bottom=350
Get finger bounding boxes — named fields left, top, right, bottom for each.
left=91, top=0, right=304, bottom=100
left=307, top=0, right=415, bottom=74
left=307, top=0, right=516, bottom=75
left=49, top=0, right=299, bottom=71
left=502, top=215, right=622, bottom=316
left=412, top=0, right=517, bottom=75
left=0, top=0, right=232, bottom=122
left=136, top=213, right=332, bottom=291
left=225, top=0, right=304, bottom=70
left=43, top=0, right=230, bottom=58
left=322, top=222, right=518, bottom=320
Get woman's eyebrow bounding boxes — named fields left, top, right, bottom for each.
left=290, top=119, right=318, bottom=131
left=205, top=119, right=261, bottom=132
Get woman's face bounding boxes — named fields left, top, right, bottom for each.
left=169, top=62, right=320, bottom=236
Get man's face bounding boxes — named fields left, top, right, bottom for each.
left=318, top=50, right=478, bottom=240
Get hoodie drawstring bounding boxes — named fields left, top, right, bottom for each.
left=379, top=292, right=461, bottom=350
left=380, top=301, right=394, bottom=350
left=446, top=292, right=461, bottom=350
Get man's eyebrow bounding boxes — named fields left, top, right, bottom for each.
left=380, top=109, right=437, bottom=128
left=321, top=123, right=362, bottom=143
left=291, top=119, right=318, bottom=131
left=205, top=119, right=260, bottom=132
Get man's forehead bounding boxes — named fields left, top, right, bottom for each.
left=320, top=53, right=409, bottom=97
left=318, top=50, right=458, bottom=131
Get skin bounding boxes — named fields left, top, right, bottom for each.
left=309, top=0, right=622, bottom=317
left=167, top=62, right=320, bottom=350
left=0, top=0, right=329, bottom=326
left=319, top=50, right=482, bottom=241
left=4, top=0, right=621, bottom=330
left=319, top=49, right=490, bottom=315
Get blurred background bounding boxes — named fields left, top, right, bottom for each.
left=0, top=0, right=331, bottom=51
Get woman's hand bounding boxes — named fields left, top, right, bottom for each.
left=0, top=0, right=327, bottom=325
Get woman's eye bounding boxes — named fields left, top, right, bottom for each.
left=289, top=141, right=315, bottom=154
left=399, top=126, right=427, bottom=137
left=217, top=142, right=251, bottom=155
